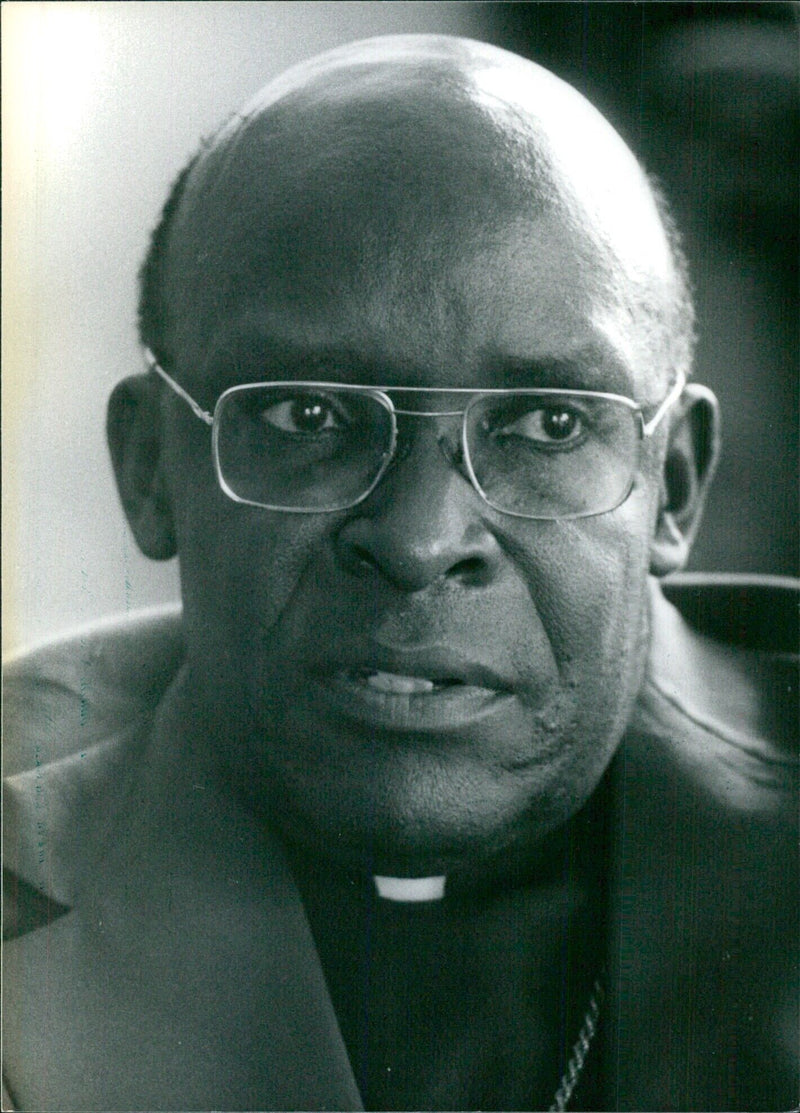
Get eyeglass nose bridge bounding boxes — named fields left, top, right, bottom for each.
left=391, top=406, right=466, bottom=419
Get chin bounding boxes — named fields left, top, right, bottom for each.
left=250, top=755, right=592, bottom=885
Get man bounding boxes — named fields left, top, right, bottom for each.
left=3, top=35, right=797, bottom=1112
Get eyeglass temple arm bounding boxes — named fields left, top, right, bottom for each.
left=642, top=371, right=686, bottom=435
left=145, top=349, right=214, bottom=426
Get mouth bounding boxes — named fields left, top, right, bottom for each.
left=312, top=652, right=515, bottom=732
left=349, top=668, right=473, bottom=694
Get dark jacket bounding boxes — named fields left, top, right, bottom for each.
left=3, top=576, right=798, bottom=1111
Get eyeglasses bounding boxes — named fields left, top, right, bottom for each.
left=146, top=350, right=684, bottom=520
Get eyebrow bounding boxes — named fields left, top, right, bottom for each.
left=201, top=336, right=377, bottom=390
left=478, top=349, right=635, bottom=395
left=202, top=332, right=636, bottom=398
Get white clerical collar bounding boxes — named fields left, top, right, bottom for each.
left=373, top=875, right=446, bottom=902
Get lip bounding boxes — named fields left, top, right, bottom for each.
left=310, top=645, right=516, bottom=732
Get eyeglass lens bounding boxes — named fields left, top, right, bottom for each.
left=214, top=385, right=640, bottom=518
left=466, top=394, right=638, bottom=518
left=216, top=386, right=394, bottom=511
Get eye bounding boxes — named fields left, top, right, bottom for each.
left=259, top=392, right=345, bottom=435
left=494, top=403, right=586, bottom=445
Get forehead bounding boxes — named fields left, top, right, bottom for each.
left=178, top=217, right=645, bottom=401
left=162, top=63, right=675, bottom=400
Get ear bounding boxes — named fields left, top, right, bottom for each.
left=649, top=383, right=721, bottom=577
left=107, top=375, right=177, bottom=560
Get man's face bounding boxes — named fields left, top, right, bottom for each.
left=155, top=86, right=675, bottom=880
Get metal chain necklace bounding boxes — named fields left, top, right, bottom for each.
left=549, top=974, right=605, bottom=1112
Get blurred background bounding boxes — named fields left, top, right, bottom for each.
left=3, top=1, right=798, bottom=653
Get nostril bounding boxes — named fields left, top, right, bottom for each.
left=451, top=555, right=489, bottom=584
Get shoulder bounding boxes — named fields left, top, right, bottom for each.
left=633, top=572, right=797, bottom=818
left=620, top=574, right=797, bottom=1008
left=3, top=607, right=185, bottom=776
left=3, top=608, right=185, bottom=911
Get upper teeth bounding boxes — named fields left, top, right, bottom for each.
left=363, top=670, right=436, bottom=694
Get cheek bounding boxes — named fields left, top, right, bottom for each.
left=163, top=404, right=331, bottom=633
left=171, top=477, right=331, bottom=668
left=508, top=486, right=655, bottom=706
left=572, top=495, right=655, bottom=719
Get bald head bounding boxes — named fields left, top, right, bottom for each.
left=140, top=35, right=693, bottom=384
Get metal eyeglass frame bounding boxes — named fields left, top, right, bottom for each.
left=145, top=348, right=685, bottom=520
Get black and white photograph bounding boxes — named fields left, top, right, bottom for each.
left=3, top=3, right=798, bottom=1109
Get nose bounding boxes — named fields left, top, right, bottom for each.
left=334, top=424, right=503, bottom=592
